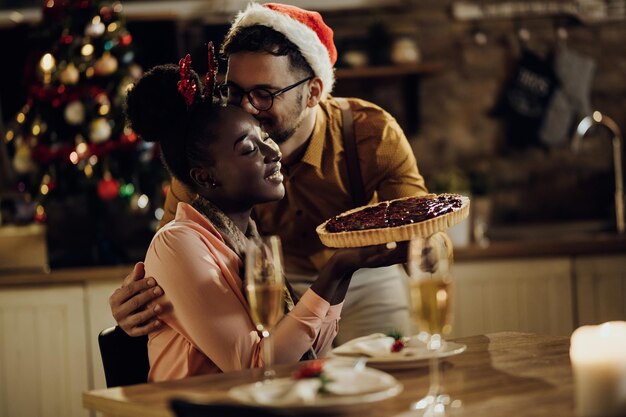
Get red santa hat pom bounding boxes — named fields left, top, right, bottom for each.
left=229, top=2, right=336, bottom=98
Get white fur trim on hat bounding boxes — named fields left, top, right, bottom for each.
left=230, top=3, right=335, bottom=98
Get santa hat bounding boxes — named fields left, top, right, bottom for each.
left=229, top=2, right=337, bottom=98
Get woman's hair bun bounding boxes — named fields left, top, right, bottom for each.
left=125, top=64, right=202, bottom=144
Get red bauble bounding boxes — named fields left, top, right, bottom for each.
left=119, top=33, right=133, bottom=46
left=61, top=34, right=74, bottom=44
left=120, top=131, right=137, bottom=144
left=34, top=210, right=47, bottom=223
left=97, top=178, right=120, bottom=200
left=47, top=181, right=57, bottom=193
left=100, top=6, right=113, bottom=20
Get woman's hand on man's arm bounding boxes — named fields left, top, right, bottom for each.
left=109, top=262, right=164, bottom=337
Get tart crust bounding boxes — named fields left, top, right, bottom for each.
left=316, top=194, right=470, bottom=248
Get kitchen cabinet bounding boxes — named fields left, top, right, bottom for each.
left=574, top=255, right=626, bottom=326
left=85, top=281, right=124, bottom=392
left=0, top=250, right=625, bottom=416
left=0, top=267, right=126, bottom=417
left=449, top=258, right=574, bottom=338
left=0, top=285, right=90, bottom=417
left=449, top=253, right=626, bottom=339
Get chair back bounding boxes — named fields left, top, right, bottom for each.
left=170, top=399, right=289, bottom=417
left=98, top=326, right=149, bottom=387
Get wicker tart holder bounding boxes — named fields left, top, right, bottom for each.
left=316, top=194, right=471, bottom=248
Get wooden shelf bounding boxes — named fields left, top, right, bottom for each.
left=335, top=62, right=445, bottom=80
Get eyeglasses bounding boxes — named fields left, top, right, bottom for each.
left=218, top=76, right=313, bottom=111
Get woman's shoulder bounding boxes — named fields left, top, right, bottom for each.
left=149, top=204, right=224, bottom=253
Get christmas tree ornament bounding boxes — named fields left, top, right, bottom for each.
left=119, top=32, right=132, bottom=46
left=121, top=51, right=134, bottom=64
left=61, top=33, right=74, bottom=45
left=95, top=93, right=110, bottom=106
left=95, top=93, right=111, bottom=115
left=34, top=205, right=47, bottom=223
left=89, top=117, right=112, bottom=143
left=119, top=182, right=135, bottom=198
left=59, top=63, right=80, bottom=85
left=83, top=163, right=93, bottom=178
left=39, top=52, right=56, bottom=84
left=85, top=16, right=106, bottom=37
left=107, top=22, right=118, bottom=33
left=75, top=140, right=89, bottom=158
left=64, top=100, right=85, bottom=125
left=31, top=118, right=43, bottom=136
left=100, top=6, right=113, bottom=21
left=39, top=173, right=57, bottom=196
left=97, top=172, right=120, bottom=201
left=13, top=142, right=35, bottom=174
left=130, top=193, right=150, bottom=214
left=94, top=52, right=118, bottom=76
left=120, top=127, right=138, bottom=144
left=81, top=43, right=94, bottom=57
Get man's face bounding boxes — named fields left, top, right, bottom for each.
left=225, top=52, right=309, bottom=144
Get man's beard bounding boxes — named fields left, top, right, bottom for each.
left=257, top=92, right=306, bottom=144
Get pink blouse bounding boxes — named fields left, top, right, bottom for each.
left=145, top=203, right=342, bottom=382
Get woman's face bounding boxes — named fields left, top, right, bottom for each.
left=205, top=105, right=284, bottom=211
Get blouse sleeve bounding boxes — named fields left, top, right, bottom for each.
left=146, top=225, right=339, bottom=372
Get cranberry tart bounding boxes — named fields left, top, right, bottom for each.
left=316, top=193, right=470, bottom=248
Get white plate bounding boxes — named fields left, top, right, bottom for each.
left=330, top=338, right=467, bottom=371
left=228, top=364, right=402, bottom=413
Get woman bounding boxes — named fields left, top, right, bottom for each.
left=126, top=55, right=407, bottom=381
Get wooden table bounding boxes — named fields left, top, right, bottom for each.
left=83, top=332, right=574, bottom=417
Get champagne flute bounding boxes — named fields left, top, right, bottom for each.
left=245, top=235, right=285, bottom=380
left=404, top=232, right=461, bottom=416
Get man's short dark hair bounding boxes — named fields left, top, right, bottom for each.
left=221, top=25, right=314, bottom=78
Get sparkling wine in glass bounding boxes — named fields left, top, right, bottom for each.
left=245, top=235, right=285, bottom=379
left=405, top=232, right=461, bottom=416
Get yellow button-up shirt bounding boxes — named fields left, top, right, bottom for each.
left=161, top=96, right=427, bottom=274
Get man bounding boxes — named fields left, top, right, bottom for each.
left=110, top=3, right=428, bottom=345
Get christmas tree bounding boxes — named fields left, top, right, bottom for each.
left=3, top=0, right=166, bottom=265
left=5, top=0, right=161, bottom=219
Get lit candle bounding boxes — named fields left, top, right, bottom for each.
left=570, top=321, right=626, bottom=417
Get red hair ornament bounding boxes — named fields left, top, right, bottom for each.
left=177, top=42, right=218, bottom=108
left=177, top=54, right=197, bottom=108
